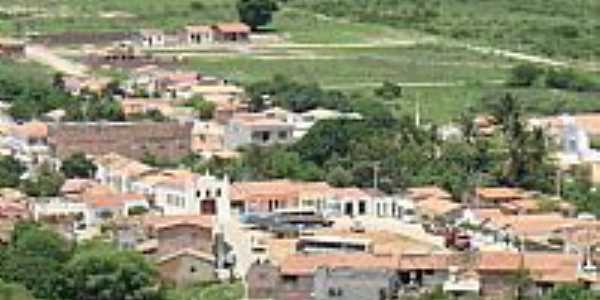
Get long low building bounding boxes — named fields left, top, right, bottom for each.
left=247, top=251, right=599, bottom=300
left=47, top=121, right=193, bottom=160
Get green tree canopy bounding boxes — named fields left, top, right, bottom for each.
left=508, top=63, right=544, bottom=87
left=0, top=157, right=25, bottom=188
left=0, top=222, right=72, bottom=300
left=61, top=152, right=97, bottom=179
left=64, top=244, right=162, bottom=300
left=21, top=164, right=65, bottom=197
left=236, top=0, right=279, bottom=30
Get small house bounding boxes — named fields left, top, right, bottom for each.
left=139, top=29, right=165, bottom=48
left=212, top=23, right=250, bottom=42
left=184, top=25, right=213, bottom=44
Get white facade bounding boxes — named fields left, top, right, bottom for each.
left=32, top=198, right=91, bottom=226
left=153, top=173, right=231, bottom=224
left=139, top=30, right=166, bottom=48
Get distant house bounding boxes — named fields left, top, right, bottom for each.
left=0, top=38, right=25, bottom=57
left=157, top=248, right=217, bottom=287
left=224, top=112, right=294, bottom=150
left=138, top=29, right=166, bottom=48
left=257, top=253, right=399, bottom=300
left=81, top=191, right=149, bottom=224
left=415, top=198, right=462, bottom=222
left=191, top=121, right=225, bottom=155
left=184, top=25, right=213, bottom=44
left=143, top=216, right=219, bottom=286
left=474, top=187, right=526, bottom=207
left=152, top=170, right=231, bottom=220
left=329, top=187, right=372, bottom=217
left=231, top=180, right=332, bottom=214
left=313, top=267, right=399, bottom=300
left=212, top=23, right=251, bottom=42
left=5, top=120, right=52, bottom=170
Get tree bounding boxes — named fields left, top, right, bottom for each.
left=0, top=156, right=25, bottom=188
left=544, top=284, right=594, bottom=300
left=183, top=96, right=216, bottom=120
left=52, top=72, right=65, bottom=90
left=236, top=0, right=279, bottom=30
left=0, top=222, right=72, bottom=300
left=61, top=152, right=97, bottom=178
left=63, top=244, right=162, bottom=300
left=508, top=63, right=543, bottom=87
left=21, top=164, right=65, bottom=197
left=374, top=81, right=403, bottom=100
left=326, top=166, right=354, bottom=187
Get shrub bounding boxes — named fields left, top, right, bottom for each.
left=508, top=63, right=543, bottom=87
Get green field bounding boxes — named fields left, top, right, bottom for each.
left=185, top=44, right=510, bottom=86
left=289, top=0, right=600, bottom=61
left=399, top=86, right=600, bottom=123
left=0, top=0, right=237, bottom=34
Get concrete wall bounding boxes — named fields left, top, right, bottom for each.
left=159, top=254, right=216, bottom=287
left=246, top=261, right=281, bottom=299
left=313, top=267, right=399, bottom=300
left=156, top=224, right=213, bottom=257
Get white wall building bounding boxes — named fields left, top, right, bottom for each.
left=153, top=172, right=231, bottom=224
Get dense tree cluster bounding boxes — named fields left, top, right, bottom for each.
left=508, top=63, right=599, bottom=92
left=0, top=223, right=161, bottom=300
left=61, top=152, right=97, bottom=179
left=236, top=0, right=279, bottom=30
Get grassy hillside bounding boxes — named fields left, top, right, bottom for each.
left=290, top=0, right=600, bottom=61
left=0, top=0, right=237, bottom=34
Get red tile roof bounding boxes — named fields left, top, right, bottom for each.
left=83, top=192, right=146, bottom=208
left=143, top=215, right=214, bottom=230
left=213, top=22, right=250, bottom=33
left=280, top=253, right=397, bottom=276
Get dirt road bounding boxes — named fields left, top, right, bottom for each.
left=26, top=45, right=88, bottom=76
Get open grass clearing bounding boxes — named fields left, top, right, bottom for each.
left=397, top=85, right=600, bottom=123
left=184, top=45, right=511, bottom=87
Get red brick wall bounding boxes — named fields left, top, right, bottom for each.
left=47, top=122, right=192, bottom=160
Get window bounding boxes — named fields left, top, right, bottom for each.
left=206, top=189, right=211, bottom=198
left=327, top=288, right=343, bottom=297
left=262, top=131, right=270, bottom=142
left=196, top=190, right=202, bottom=198
left=278, top=131, right=288, bottom=139
left=190, top=266, right=197, bottom=273
left=216, top=188, right=222, bottom=197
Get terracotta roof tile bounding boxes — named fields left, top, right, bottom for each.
left=407, top=186, right=452, bottom=201
left=143, top=215, right=214, bottom=230
left=476, top=187, right=524, bottom=201
left=82, top=192, right=146, bottom=208
left=213, top=22, right=250, bottom=33
left=416, top=198, right=462, bottom=217
left=280, top=253, right=397, bottom=276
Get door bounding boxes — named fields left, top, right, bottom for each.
left=200, top=199, right=217, bottom=215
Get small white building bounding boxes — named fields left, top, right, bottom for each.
left=153, top=171, right=231, bottom=224
left=184, top=25, right=213, bottom=45
left=139, top=29, right=166, bottom=48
